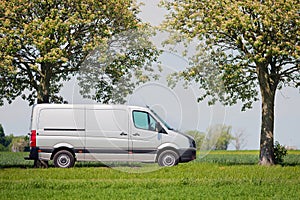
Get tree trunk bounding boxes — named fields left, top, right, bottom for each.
left=257, top=63, right=277, bottom=165
left=259, top=89, right=275, bottom=165
left=37, top=63, right=51, bottom=104
left=37, top=91, right=50, bottom=104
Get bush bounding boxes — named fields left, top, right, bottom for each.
left=274, top=141, right=287, bottom=165
left=0, top=144, right=8, bottom=151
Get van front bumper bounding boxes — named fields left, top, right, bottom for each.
left=179, top=148, right=196, bottom=162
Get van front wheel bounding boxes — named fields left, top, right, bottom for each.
left=53, top=150, right=75, bottom=168
left=158, top=150, right=179, bottom=167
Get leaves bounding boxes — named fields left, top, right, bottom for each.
left=78, top=26, right=160, bottom=104
left=0, top=0, right=156, bottom=105
left=162, top=0, right=300, bottom=110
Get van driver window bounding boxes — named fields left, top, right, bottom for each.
left=133, top=111, right=157, bottom=131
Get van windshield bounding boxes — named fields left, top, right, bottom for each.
left=149, top=108, right=174, bottom=130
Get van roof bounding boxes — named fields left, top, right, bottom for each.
left=33, top=104, right=148, bottom=110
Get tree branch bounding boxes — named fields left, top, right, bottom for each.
left=280, top=65, right=300, bottom=77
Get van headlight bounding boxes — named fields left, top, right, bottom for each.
left=189, top=138, right=196, bottom=148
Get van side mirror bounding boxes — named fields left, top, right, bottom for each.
left=156, top=122, right=167, bottom=134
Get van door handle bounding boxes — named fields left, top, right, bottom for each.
left=133, top=133, right=140, bottom=136
left=120, top=132, right=128, bottom=136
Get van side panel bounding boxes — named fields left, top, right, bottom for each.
left=38, top=108, right=85, bottom=130
left=84, top=109, right=130, bottom=162
left=37, top=108, right=85, bottom=160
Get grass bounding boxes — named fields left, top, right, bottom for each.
left=0, top=152, right=34, bottom=168
left=0, top=151, right=300, bottom=199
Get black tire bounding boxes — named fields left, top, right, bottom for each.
left=53, top=150, right=75, bottom=168
left=157, top=150, right=179, bottom=167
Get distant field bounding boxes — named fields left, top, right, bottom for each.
left=197, top=150, right=300, bottom=166
left=0, top=151, right=300, bottom=199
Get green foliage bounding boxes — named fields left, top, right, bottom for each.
left=204, top=125, right=233, bottom=150
left=162, top=0, right=299, bottom=109
left=0, top=124, right=4, bottom=145
left=0, top=151, right=300, bottom=199
left=0, top=124, right=13, bottom=151
left=0, top=0, right=158, bottom=105
left=274, top=141, right=288, bottom=165
left=187, top=125, right=233, bottom=150
left=214, top=128, right=233, bottom=150
left=78, top=27, right=160, bottom=104
left=10, top=136, right=29, bottom=152
left=0, top=124, right=29, bottom=152
left=0, top=144, right=6, bottom=151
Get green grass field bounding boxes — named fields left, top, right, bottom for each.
left=1, top=151, right=300, bottom=199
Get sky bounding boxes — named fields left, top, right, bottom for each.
left=0, top=0, right=299, bottom=150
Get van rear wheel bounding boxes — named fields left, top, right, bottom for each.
left=158, top=150, right=179, bottom=167
left=53, top=150, right=75, bottom=168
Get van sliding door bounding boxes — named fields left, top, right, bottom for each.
left=85, top=109, right=129, bottom=162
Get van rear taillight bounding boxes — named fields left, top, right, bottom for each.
left=30, top=130, right=36, bottom=147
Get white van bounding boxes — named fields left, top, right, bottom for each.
left=26, top=104, right=196, bottom=168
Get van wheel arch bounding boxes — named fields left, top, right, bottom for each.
left=51, top=147, right=76, bottom=161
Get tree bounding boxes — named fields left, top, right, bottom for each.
left=186, top=126, right=232, bottom=150
left=0, top=124, right=5, bottom=145
left=0, top=124, right=13, bottom=151
left=0, top=124, right=5, bottom=151
left=10, top=136, right=29, bottom=152
left=161, top=0, right=299, bottom=165
left=205, top=124, right=232, bottom=150
left=0, top=0, right=158, bottom=105
left=231, top=129, right=247, bottom=150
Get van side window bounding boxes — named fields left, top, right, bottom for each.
left=133, top=111, right=157, bottom=131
